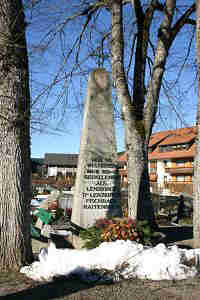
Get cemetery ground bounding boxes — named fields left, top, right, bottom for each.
left=2, top=225, right=200, bottom=299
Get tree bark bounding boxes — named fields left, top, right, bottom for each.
left=193, top=0, right=200, bottom=248
left=0, top=0, right=32, bottom=270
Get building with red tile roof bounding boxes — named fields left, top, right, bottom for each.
left=118, top=126, right=196, bottom=195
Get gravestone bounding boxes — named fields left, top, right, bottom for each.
left=71, top=68, right=122, bottom=229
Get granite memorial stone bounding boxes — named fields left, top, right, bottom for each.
left=71, top=68, right=122, bottom=229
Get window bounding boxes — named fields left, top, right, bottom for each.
left=185, top=175, right=192, bottom=182
left=150, top=161, right=157, bottom=168
left=159, top=146, right=170, bottom=152
left=176, top=175, right=184, bottom=182
left=149, top=161, right=157, bottom=173
left=159, top=143, right=189, bottom=152
left=178, top=144, right=187, bottom=150
left=164, top=160, right=171, bottom=167
left=175, top=175, right=192, bottom=182
left=176, top=160, right=185, bottom=167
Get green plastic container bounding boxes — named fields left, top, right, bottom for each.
left=34, top=208, right=53, bottom=224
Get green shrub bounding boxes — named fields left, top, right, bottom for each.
left=136, top=220, right=156, bottom=245
left=80, top=217, right=157, bottom=249
left=79, top=226, right=104, bottom=249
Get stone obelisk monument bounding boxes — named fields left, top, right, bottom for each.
left=71, top=68, right=121, bottom=229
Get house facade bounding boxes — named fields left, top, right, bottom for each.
left=118, top=127, right=196, bottom=195
left=44, top=153, right=78, bottom=186
left=148, top=127, right=196, bottom=195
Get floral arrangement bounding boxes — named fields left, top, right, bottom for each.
left=80, top=217, right=157, bottom=249
left=99, top=217, right=140, bottom=242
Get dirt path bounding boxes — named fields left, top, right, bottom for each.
left=1, top=274, right=200, bottom=300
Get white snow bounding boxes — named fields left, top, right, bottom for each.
left=20, top=240, right=200, bottom=282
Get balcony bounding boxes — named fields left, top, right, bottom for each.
left=150, top=182, right=193, bottom=196
left=165, top=167, right=193, bottom=175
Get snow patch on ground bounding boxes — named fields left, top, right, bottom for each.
left=20, top=240, right=200, bottom=282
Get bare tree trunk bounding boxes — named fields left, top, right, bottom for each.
left=127, top=129, right=153, bottom=221
left=112, top=0, right=154, bottom=222
left=193, top=0, right=200, bottom=248
left=0, top=0, right=32, bottom=270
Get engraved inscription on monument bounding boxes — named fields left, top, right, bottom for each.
left=83, top=158, right=120, bottom=211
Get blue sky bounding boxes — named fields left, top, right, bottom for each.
left=31, top=118, right=125, bottom=157
left=25, top=1, right=197, bottom=158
